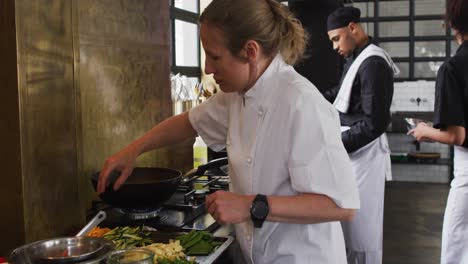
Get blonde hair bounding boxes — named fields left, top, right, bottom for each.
left=199, top=0, right=308, bottom=65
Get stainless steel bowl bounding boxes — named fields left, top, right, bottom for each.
left=9, top=237, right=115, bottom=264
left=106, top=248, right=154, bottom=264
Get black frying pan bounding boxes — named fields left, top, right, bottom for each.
left=91, top=157, right=229, bottom=209
left=91, top=167, right=182, bottom=209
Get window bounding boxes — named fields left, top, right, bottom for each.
left=415, top=41, right=445, bottom=57
left=380, top=42, right=409, bottom=57
left=351, top=0, right=453, bottom=81
left=175, top=20, right=199, bottom=67
left=354, top=2, right=375, bottom=17
left=379, top=1, right=409, bottom=16
left=379, top=21, right=409, bottom=37
left=170, top=0, right=201, bottom=84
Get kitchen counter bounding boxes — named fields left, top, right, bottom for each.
left=387, top=133, right=453, bottom=183
left=391, top=158, right=452, bottom=166
left=211, top=225, right=236, bottom=264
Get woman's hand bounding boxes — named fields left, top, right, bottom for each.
left=407, top=122, right=432, bottom=141
left=205, top=191, right=254, bottom=224
left=97, top=143, right=141, bottom=194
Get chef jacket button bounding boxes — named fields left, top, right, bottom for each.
left=246, top=235, right=252, bottom=241
left=258, top=110, right=263, bottom=116
left=247, top=157, right=252, bottom=164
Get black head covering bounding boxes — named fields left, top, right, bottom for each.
left=327, top=6, right=361, bottom=31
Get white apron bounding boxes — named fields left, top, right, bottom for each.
left=340, top=127, right=391, bottom=264
left=441, top=146, right=468, bottom=264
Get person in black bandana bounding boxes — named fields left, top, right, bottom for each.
left=409, top=0, right=468, bottom=263
left=323, top=6, right=400, bottom=264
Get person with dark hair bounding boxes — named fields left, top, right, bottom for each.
left=409, top=0, right=468, bottom=263
left=97, top=0, right=360, bottom=263
left=324, top=6, right=400, bottom=264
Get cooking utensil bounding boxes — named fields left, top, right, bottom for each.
left=9, top=242, right=115, bottom=264
left=91, top=157, right=229, bottom=209
left=91, top=167, right=183, bottom=209
left=182, top=157, right=229, bottom=184
left=26, top=237, right=113, bottom=264
left=9, top=213, right=112, bottom=264
left=77, top=211, right=107, bottom=237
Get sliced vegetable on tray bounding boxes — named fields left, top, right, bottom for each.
left=87, top=226, right=112, bottom=237
left=144, top=240, right=195, bottom=264
left=176, top=230, right=224, bottom=256
left=103, top=226, right=154, bottom=250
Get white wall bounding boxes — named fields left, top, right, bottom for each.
left=391, top=81, right=435, bottom=112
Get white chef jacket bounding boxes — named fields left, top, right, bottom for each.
left=189, top=54, right=360, bottom=264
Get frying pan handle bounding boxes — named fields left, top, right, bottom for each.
left=182, top=157, right=228, bottom=183
left=195, top=157, right=228, bottom=175
left=76, top=211, right=107, bottom=237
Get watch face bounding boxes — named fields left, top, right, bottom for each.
left=252, top=200, right=269, bottom=219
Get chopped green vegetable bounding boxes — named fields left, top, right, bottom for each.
left=102, top=226, right=153, bottom=250
left=176, top=230, right=222, bottom=256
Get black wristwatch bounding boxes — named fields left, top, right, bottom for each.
left=250, top=194, right=269, bottom=228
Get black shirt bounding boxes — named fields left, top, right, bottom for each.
left=433, top=41, right=468, bottom=148
left=323, top=41, right=394, bottom=153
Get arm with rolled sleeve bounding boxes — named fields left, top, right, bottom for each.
left=410, top=62, right=467, bottom=147
left=342, top=57, right=394, bottom=153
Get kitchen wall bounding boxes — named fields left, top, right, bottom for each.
left=0, top=0, right=184, bottom=255
left=0, top=0, right=25, bottom=255
left=388, top=78, right=450, bottom=184
left=386, top=59, right=450, bottom=184
left=76, top=0, right=190, bottom=220
left=391, top=81, right=435, bottom=112
left=10, top=0, right=80, bottom=252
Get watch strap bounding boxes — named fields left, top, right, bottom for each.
left=251, top=194, right=269, bottom=228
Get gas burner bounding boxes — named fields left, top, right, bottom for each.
left=115, top=207, right=162, bottom=220
left=88, top=167, right=230, bottom=231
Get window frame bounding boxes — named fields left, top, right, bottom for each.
left=351, top=0, right=452, bottom=81
left=169, top=0, right=201, bottom=80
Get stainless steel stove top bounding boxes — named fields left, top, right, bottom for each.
left=88, top=175, right=229, bottom=231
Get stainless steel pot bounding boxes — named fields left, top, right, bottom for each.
left=9, top=237, right=115, bottom=264
left=29, top=237, right=106, bottom=263
left=9, top=211, right=113, bottom=264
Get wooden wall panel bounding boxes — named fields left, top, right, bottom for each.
left=0, top=0, right=180, bottom=254
left=14, top=0, right=82, bottom=242
left=0, top=0, right=25, bottom=255
left=76, top=0, right=181, bottom=208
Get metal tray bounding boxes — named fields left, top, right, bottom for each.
left=149, top=232, right=234, bottom=264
